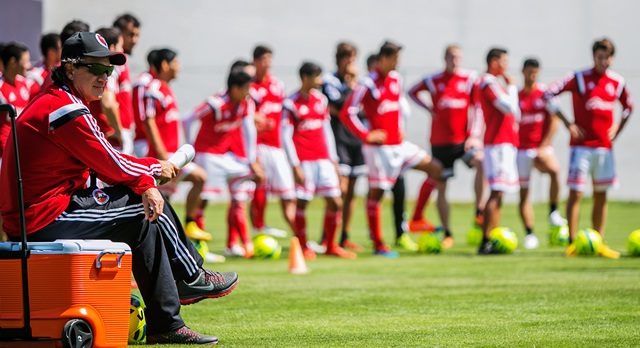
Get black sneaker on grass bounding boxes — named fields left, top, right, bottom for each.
left=478, top=240, right=500, bottom=255
left=178, top=269, right=239, bottom=305
left=147, top=326, right=218, bottom=345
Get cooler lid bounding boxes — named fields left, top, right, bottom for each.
left=0, top=239, right=131, bottom=254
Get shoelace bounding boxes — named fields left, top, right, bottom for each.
left=204, top=270, right=225, bottom=283
left=178, top=326, right=201, bottom=340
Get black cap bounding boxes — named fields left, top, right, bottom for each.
left=61, top=31, right=126, bottom=65
left=378, top=40, right=402, bottom=57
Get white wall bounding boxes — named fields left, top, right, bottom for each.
left=41, top=0, right=640, bottom=202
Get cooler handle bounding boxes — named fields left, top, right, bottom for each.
left=95, top=249, right=126, bottom=269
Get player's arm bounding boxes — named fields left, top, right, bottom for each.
left=611, top=84, right=634, bottom=141
left=466, top=82, right=485, bottom=151
left=280, top=103, right=304, bottom=185
left=339, top=83, right=385, bottom=144
left=407, top=79, right=433, bottom=113
left=101, top=89, right=123, bottom=143
left=242, top=100, right=264, bottom=183
left=144, top=97, right=168, bottom=161
left=182, top=101, right=212, bottom=144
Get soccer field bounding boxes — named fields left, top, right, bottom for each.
left=167, top=199, right=640, bottom=347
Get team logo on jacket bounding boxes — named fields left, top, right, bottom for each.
left=605, top=83, right=615, bottom=96
left=95, top=34, right=109, bottom=49
left=92, top=189, right=110, bottom=205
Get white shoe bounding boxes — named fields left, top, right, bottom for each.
left=523, top=234, right=540, bottom=250
left=261, top=226, right=288, bottom=238
left=223, top=245, right=246, bottom=257
left=204, top=252, right=226, bottom=263
left=549, top=210, right=568, bottom=227
left=306, top=240, right=327, bottom=254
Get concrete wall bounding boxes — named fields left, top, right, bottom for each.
left=0, top=0, right=42, bottom=61
left=35, top=0, right=640, bottom=201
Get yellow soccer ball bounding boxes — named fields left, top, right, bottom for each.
left=129, top=293, right=147, bottom=343
left=574, top=228, right=603, bottom=256
left=253, top=233, right=282, bottom=259
left=489, top=227, right=518, bottom=254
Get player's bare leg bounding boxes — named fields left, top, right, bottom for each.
left=478, top=190, right=503, bottom=254
left=412, top=154, right=443, bottom=181
left=565, top=190, right=582, bottom=257
left=324, top=195, right=355, bottom=258
left=518, top=187, right=539, bottom=249
left=534, top=152, right=566, bottom=226
left=183, top=166, right=212, bottom=241
left=592, top=191, right=608, bottom=237
left=436, top=180, right=454, bottom=248
left=279, top=198, right=297, bottom=238
left=340, top=175, right=362, bottom=251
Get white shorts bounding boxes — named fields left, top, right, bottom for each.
left=134, top=139, right=148, bottom=158
left=568, top=146, right=617, bottom=192
left=257, top=144, right=295, bottom=200
left=195, top=152, right=256, bottom=201
left=483, top=144, right=519, bottom=193
left=516, top=146, right=554, bottom=189
left=362, top=141, right=426, bottom=190
left=296, top=159, right=341, bottom=201
left=118, top=129, right=134, bottom=156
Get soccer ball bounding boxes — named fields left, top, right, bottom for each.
left=193, top=239, right=209, bottom=259
left=574, top=228, right=603, bottom=255
left=489, top=227, right=518, bottom=254
left=627, top=230, right=640, bottom=256
left=549, top=225, right=570, bottom=246
left=417, top=232, right=442, bottom=254
left=466, top=226, right=483, bottom=247
left=129, top=293, right=146, bottom=343
left=253, top=234, right=282, bottom=259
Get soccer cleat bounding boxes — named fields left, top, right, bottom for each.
left=185, top=221, right=212, bottom=241
left=565, top=243, right=578, bottom=257
left=340, top=239, right=364, bottom=252
left=147, top=325, right=219, bottom=345
left=178, top=269, right=239, bottom=306
left=223, top=245, right=246, bottom=257
left=244, top=242, right=254, bottom=259
left=306, top=240, right=327, bottom=254
left=549, top=210, right=568, bottom=227
left=302, top=248, right=317, bottom=261
left=396, top=233, right=418, bottom=251
left=442, top=236, right=455, bottom=249
left=523, top=234, right=540, bottom=250
left=478, top=240, right=500, bottom=255
left=408, top=218, right=437, bottom=233
left=261, top=226, right=288, bottom=238
left=374, top=245, right=399, bottom=258
left=326, top=245, right=357, bottom=259
left=598, top=244, right=621, bottom=259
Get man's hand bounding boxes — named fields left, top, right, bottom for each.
left=293, top=165, right=305, bottom=186
left=366, top=129, right=387, bottom=145
left=250, top=162, right=265, bottom=184
left=503, top=73, right=516, bottom=86
left=609, top=123, right=620, bottom=141
left=568, top=124, right=585, bottom=141
left=155, top=160, right=179, bottom=185
left=142, top=187, right=164, bottom=222
left=465, top=136, right=482, bottom=152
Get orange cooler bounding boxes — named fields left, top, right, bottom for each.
left=0, top=239, right=132, bottom=348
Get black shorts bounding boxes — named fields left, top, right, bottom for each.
left=336, top=140, right=367, bottom=178
left=431, top=143, right=466, bottom=180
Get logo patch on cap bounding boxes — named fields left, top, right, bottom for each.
left=92, top=188, right=110, bottom=205
left=95, top=34, right=109, bottom=49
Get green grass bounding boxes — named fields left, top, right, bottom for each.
left=162, top=198, right=640, bottom=347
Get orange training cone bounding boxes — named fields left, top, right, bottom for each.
left=288, top=237, right=309, bottom=274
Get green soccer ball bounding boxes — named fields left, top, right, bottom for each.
left=253, top=233, right=282, bottom=259
left=549, top=225, right=570, bottom=246
left=466, top=226, right=483, bottom=247
left=574, top=228, right=603, bottom=255
left=129, top=293, right=147, bottom=343
left=417, top=232, right=442, bottom=254
left=489, top=227, right=518, bottom=254
left=627, top=230, right=640, bottom=256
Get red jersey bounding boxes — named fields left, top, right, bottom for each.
left=475, top=74, right=519, bottom=146
left=545, top=68, right=633, bottom=149
left=0, top=75, right=32, bottom=158
left=0, top=84, right=161, bottom=236
left=283, top=89, right=333, bottom=162
left=114, top=61, right=134, bottom=130
left=408, top=69, right=479, bottom=146
left=187, top=92, right=256, bottom=161
left=132, top=71, right=154, bottom=142
left=518, top=84, right=558, bottom=149
left=144, top=78, right=180, bottom=158
left=340, top=69, right=405, bottom=145
left=251, top=74, right=285, bottom=148
left=26, top=62, right=51, bottom=97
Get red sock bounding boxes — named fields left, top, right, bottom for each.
left=232, top=201, right=251, bottom=245
left=227, top=203, right=239, bottom=248
left=294, top=207, right=308, bottom=249
left=367, top=199, right=384, bottom=249
left=324, top=210, right=341, bottom=251
left=250, top=184, right=267, bottom=230
left=195, top=207, right=205, bottom=230
left=412, top=178, right=437, bottom=221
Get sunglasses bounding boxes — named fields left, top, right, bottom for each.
left=75, top=63, right=115, bottom=77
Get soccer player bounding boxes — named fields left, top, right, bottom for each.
left=282, top=61, right=356, bottom=260
left=544, top=38, right=633, bottom=258
left=112, top=14, right=141, bottom=155
left=183, top=67, right=265, bottom=258
left=321, top=42, right=365, bottom=252
left=249, top=45, right=295, bottom=239
left=407, top=45, right=485, bottom=248
left=467, top=47, right=520, bottom=255
left=143, top=48, right=211, bottom=242
left=517, top=58, right=567, bottom=249
left=60, top=20, right=90, bottom=44
left=132, top=50, right=158, bottom=158
left=340, top=41, right=442, bottom=257
left=26, top=33, right=61, bottom=96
